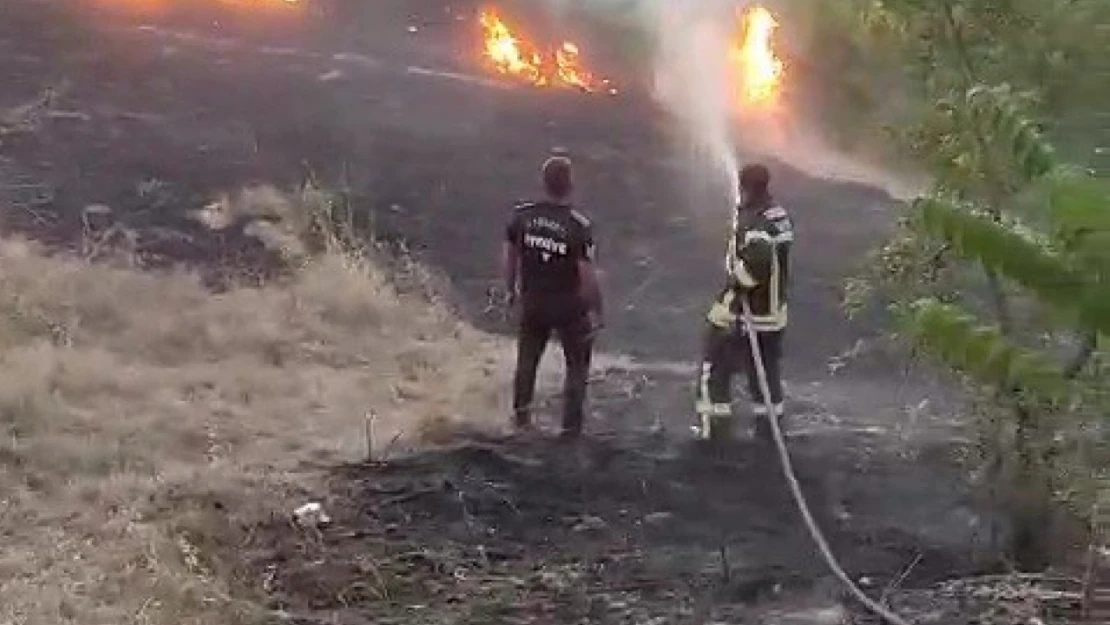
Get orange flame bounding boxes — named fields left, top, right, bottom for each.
left=480, top=7, right=544, bottom=84
left=731, top=5, right=784, bottom=107
left=554, top=42, right=595, bottom=92
left=478, top=7, right=610, bottom=94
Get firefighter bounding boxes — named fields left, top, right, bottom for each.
left=501, top=151, right=604, bottom=439
left=694, top=163, right=794, bottom=442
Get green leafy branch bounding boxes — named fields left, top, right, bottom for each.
left=900, top=299, right=1083, bottom=408
left=914, top=196, right=1110, bottom=334
left=962, top=84, right=1055, bottom=183
left=1044, top=170, right=1110, bottom=272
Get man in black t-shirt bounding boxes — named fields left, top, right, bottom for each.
left=501, top=153, right=603, bottom=438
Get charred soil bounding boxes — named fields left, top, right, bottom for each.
left=252, top=429, right=974, bottom=624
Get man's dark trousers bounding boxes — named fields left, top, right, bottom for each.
left=512, top=300, right=594, bottom=434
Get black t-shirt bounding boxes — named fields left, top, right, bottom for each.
left=505, top=200, right=594, bottom=302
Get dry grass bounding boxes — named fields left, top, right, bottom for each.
left=0, top=185, right=517, bottom=625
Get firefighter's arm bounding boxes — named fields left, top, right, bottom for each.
left=726, top=229, right=774, bottom=289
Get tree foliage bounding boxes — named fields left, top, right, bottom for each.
left=839, top=0, right=1109, bottom=567
left=900, top=300, right=1082, bottom=408
left=914, top=190, right=1110, bottom=338
left=798, top=0, right=1108, bottom=169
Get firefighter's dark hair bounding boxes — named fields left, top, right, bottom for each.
left=739, top=163, right=771, bottom=195
left=542, top=155, right=573, bottom=199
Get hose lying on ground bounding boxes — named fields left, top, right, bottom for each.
left=740, top=297, right=913, bottom=625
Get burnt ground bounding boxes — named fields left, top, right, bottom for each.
left=253, top=432, right=975, bottom=625
left=0, top=0, right=999, bottom=621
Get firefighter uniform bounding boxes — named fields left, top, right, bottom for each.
left=695, top=197, right=794, bottom=440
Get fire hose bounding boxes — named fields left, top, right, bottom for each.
left=739, top=295, right=913, bottom=625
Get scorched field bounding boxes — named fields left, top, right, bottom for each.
left=0, top=1, right=1015, bottom=624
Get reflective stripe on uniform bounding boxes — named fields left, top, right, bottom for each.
left=695, top=414, right=712, bottom=439
left=696, top=358, right=731, bottom=438
left=769, top=239, right=781, bottom=325
left=709, top=290, right=787, bottom=331
left=745, top=230, right=772, bottom=244
left=745, top=229, right=792, bottom=245
left=749, top=229, right=794, bottom=245
left=725, top=231, right=737, bottom=274
left=744, top=227, right=792, bottom=246
left=697, top=362, right=711, bottom=408
left=696, top=401, right=732, bottom=416
left=751, top=402, right=785, bottom=417
left=745, top=303, right=788, bottom=332
left=730, top=258, right=758, bottom=287
left=764, top=206, right=787, bottom=220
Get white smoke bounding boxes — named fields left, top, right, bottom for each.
left=529, top=0, right=742, bottom=205
left=643, top=0, right=741, bottom=206
left=530, top=0, right=923, bottom=202
left=629, top=0, right=924, bottom=201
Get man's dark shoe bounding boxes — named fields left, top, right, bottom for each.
left=561, top=413, right=583, bottom=440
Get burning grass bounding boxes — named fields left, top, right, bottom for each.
left=0, top=185, right=514, bottom=625
left=478, top=6, right=615, bottom=94
left=473, top=3, right=785, bottom=106
left=731, top=5, right=784, bottom=109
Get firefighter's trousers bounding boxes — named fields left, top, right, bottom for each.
left=695, top=319, right=785, bottom=437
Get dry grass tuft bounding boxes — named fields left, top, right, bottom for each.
left=0, top=185, right=515, bottom=625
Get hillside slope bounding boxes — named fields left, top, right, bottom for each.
left=0, top=192, right=514, bottom=624
left=0, top=2, right=1031, bottom=624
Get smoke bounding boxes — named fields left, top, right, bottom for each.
left=531, top=0, right=923, bottom=202
left=642, top=0, right=740, bottom=206
left=546, top=0, right=745, bottom=207
left=628, top=0, right=924, bottom=203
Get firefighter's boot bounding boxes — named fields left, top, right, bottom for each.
left=752, top=402, right=786, bottom=444
left=695, top=355, right=736, bottom=443
left=708, top=414, right=737, bottom=442
left=695, top=410, right=736, bottom=442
